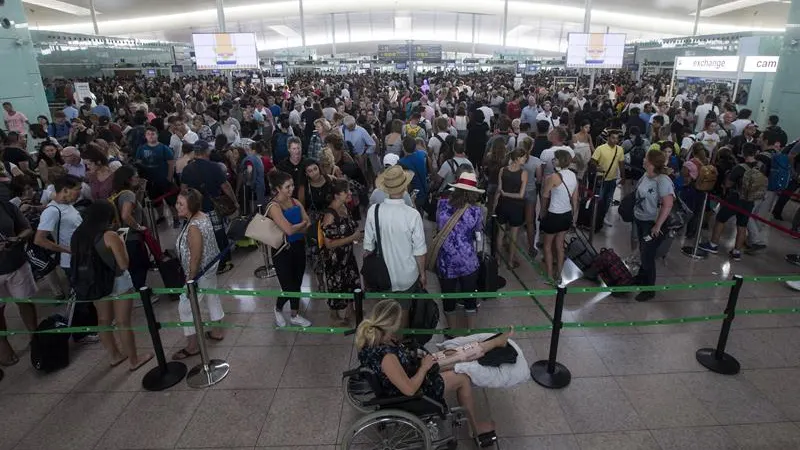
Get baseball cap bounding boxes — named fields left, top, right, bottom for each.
left=383, top=153, right=400, bottom=167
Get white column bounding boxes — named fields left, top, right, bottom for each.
left=331, top=13, right=336, bottom=55
left=298, top=0, right=306, bottom=48
left=216, top=0, right=226, bottom=32
left=471, top=13, right=476, bottom=57
left=583, top=0, right=591, bottom=33
left=502, top=0, right=509, bottom=49
left=89, top=0, right=99, bottom=35
left=693, top=0, right=703, bottom=36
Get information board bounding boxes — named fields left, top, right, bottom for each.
left=192, top=33, right=259, bottom=70
left=566, top=33, right=626, bottom=69
left=378, top=44, right=442, bottom=63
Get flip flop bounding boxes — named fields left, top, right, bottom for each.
left=171, top=348, right=200, bottom=360
left=109, top=355, right=129, bottom=368
left=205, top=331, right=225, bottom=342
left=129, top=353, right=154, bottom=372
left=0, top=354, right=19, bottom=367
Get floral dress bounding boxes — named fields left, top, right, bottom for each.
left=358, top=342, right=445, bottom=404
left=322, top=208, right=361, bottom=310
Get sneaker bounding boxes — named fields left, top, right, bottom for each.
left=635, top=291, right=655, bottom=302
left=729, top=250, right=742, bottom=261
left=698, top=242, right=719, bottom=254
left=744, top=244, right=767, bottom=254
left=216, top=261, right=234, bottom=275
left=274, top=310, right=287, bottom=327
left=289, top=314, right=312, bottom=327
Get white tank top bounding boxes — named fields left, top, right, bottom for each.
left=549, top=169, right=577, bottom=214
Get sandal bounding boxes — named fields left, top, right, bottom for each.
left=475, top=430, right=498, bottom=448
left=109, top=355, right=129, bottom=368
left=129, top=353, right=154, bottom=372
left=0, top=354, right=19, bottom=367
left=171, top=348, right=200, bottom=360
left=205, top=331, right=225, bottom=341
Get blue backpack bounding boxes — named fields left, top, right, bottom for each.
left=273, top=131, right=290, bottom=162
left=768, top=153, right=791, bottom=192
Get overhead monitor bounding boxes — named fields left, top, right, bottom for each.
left=192, top=33, right=259, bottom=70
left=396, top=62, right=407, bottom=70
left=362, top=62, right=371, bottom=69
left=566, top=33, right=626, bottom=69
left=339, top=65, right=348, bottom=73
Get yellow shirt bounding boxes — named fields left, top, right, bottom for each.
left=649, top=141, right=680, bottom=156
left=591, top=144, right=624, bottom=181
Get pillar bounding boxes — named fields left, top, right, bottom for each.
left=693, top=0, right=702, bottom=36
left=298, top=0, right=306, bottom=48
left=90, top=0, right=99, bottom=35
left=0, top=0, right=51, bottom=140
left=767, top=0, right=800, bottom=136
left=216, top=0, right=226, bottom=32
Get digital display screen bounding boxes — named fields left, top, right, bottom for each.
left=396, top=62, right=407, bottom=70
left=566, top=33, right=626, bottom=69
left=192, top=33, right=259, bottom=70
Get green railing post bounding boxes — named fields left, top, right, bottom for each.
left=530, top=284, right=571, bottom=389
left=696, top=274, right=743, bottom=375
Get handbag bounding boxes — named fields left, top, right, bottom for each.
left=360, top=204, right=392, bottom=291
left=425, top=205, right=468, bottom=273
left=245, top=202, right=287, bottom=250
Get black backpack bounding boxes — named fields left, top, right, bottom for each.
left=406, top=295, right=440, bottom=345
left=30, top=314, right=70, bottom=372
left=69, top=235, right=116, bottom=301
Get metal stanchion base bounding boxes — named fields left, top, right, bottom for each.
left=497, top=276, right=507, bottom=290
left=254, top=265, right=276, bottom=279
left=530, top=360, right=571, bottom=389
left=186, top=359, right=230, bottom=388
left=681, top=246, right=709, bottom=259
left=142, top=361, right=188, bottom=391
left=0, top=368, right=4, bottom=383
left=696, top=348, right=741, bottom=375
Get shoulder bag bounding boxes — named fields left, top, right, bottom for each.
left=425, top=205, right=468, bottom=273
left=360, top=204, right=392, bottom=291
left=245, top=202, right=287, bottom=251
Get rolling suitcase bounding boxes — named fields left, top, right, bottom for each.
left=565, top=228, right=598, bottom=273
left=588, top=248, right=634, bottom=287
left=157, top=250, right=186, bottom=300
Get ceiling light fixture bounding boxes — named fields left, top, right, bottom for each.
left=690, top=0, right=783, bottom=18
left=269, top=25, right=300, bottom=37
left=23, top=0, right=98, bottom=16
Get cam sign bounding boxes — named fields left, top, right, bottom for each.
left=743, top=56, right=779, bottom=73
left=675, top=56, right=739, bottom=72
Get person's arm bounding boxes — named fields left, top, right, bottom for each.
left=265, top=202, right=306, bottom=235
left=220, top=181, right=238, bottom=206
left=589, top=135, right=595, bottom=152
left=104, top=231, right=129, bottom=271
left=381, top=352, right=435, bottom=397
left=185, top=225, right=203, bottom=280
left=617, top=151, right=625, bottom=182
left=120, top=199, right=145, bottom=231
left=363, top=129, right=376, bottom=154
left=362, top=206, right=376, bottom=254
left=33, top=208, right=70, bottom=253
left=411, top=212, right=427, bottom=288
left=167, top=159, right=175, bottom=183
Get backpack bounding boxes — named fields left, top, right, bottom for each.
left=69, top=235, right=116, bottom=301
left=108, top=190, right=135, bottom=226
left=693, top=159, right=718, bottom=192
left=407, top=296, right=440, bottom=346
left=272, top=131, right=290, bottom=161
left=738, top=163, right=768, bottom=202
left=405, top=124, right=423, bottom=139
left=434, top=134, right=457, bottom=162
left=768, top=152, right=791, bottom=192
left=629, top=143, right=646, bottom=169
left=127, top=125, right=146, bottom=152
left=30, top=314, right=70, bottom=372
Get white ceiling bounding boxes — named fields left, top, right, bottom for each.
left=22, top=0, right=790, bottom=56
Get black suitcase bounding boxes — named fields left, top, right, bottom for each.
left=576, top=195, right=597, bottom=229
left=158, top=250, right=186, bottom=300
left=565, top=229, right=598, bottom=272
left=477, top=252, right=505, bottom=293
left=31, top=314, right=70, bottom=373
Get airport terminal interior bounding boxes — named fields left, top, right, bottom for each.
left=1, top=0, right=800, bottom=449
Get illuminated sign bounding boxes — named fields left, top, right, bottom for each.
left=743, top=56, right=779, bottom=73
left=675, top=56, right=739, bottom=72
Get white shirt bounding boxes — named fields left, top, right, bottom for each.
left=694, top=103, right=719, bottom=133
left=427, top=132, right=451, bottom=164
left=549, top=169, right=577, bottom=214
left=289, top=109, right=302, bottom=127
left=731, top=119, right=751, bottom=137
left=37, top=201, right=83, bottom=268
left=536, top=111, right=559, bottom=130
left=363, top=199, right=427, bottom=292
left=341, top=88, right=351, bottom=99
left=539, top=145, right=575, bottom=177
left=478, top=106, right=494, bottom=126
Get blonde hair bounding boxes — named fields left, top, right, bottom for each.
left=314, top=117, right=332, bottom=133
left=355, top=299, right=403, bottom=349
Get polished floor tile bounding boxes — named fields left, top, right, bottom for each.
left=257, top=388, right=342, bottom=447
left=554, top=377, right=644, bottom=433
left=0, top=393, right=64, bottom=450
left=177, top=389, right=274, bottom=448
left=574, top=430, right=661, bottom=450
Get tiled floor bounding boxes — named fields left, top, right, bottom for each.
left=0, top=199, right=799, bottom=450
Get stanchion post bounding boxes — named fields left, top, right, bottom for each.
left=696, top=274, right=743, bottom=375
left=682, top=191, right=709, bottom=259
left=353, top=288, right=364, bottom=327
left=139, top=286, right=187, bottom=391
left=490, top=214, right=498, bottom=258
left=185, top=280, right=230, bottom=388
left=530, top=285, right=571, bottom=388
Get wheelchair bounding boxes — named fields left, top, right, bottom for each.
left=341, top=366, right=499, bottom=449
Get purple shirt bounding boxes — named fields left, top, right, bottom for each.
left=436, top=199, right=483, bottom=279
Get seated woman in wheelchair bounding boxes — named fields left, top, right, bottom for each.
left=356, top=299, right=512, bottom=441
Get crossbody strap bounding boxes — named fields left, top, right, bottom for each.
left=374, top=203, right=383, bottom=257
left=606, top=147, right=619, bottom=175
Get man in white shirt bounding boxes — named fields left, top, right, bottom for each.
left=340, top=84, right=351, bottom=100
left=478, top=102, right=494, bottom=127
left=364, top=166, right=427, bottom=319
left=536, top=101, right=560, bottom=130
left=288, top=103, right=302, bottom=128
left=731, top=109, right=754, bottom=137
left=539, top=127, right=574, bottom=177
left=693, top=95, right=719, bottom=133
left=168, top=117, right=198, bottom=157
left=427, top=117, right=453, bottom=165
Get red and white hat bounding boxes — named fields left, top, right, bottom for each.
left=449, top=172, right=485, bottom=193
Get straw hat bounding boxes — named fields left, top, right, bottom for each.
left=376, top=165, right=414, bottom=196
left=450, top=172, right=485, bottom=193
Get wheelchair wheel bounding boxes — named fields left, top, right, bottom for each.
left=341, top=409, right=431, bottom=450
left=344, top=373, right=377, bottom=413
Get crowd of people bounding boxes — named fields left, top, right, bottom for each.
left=0, top=67, right=798, bottom=404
